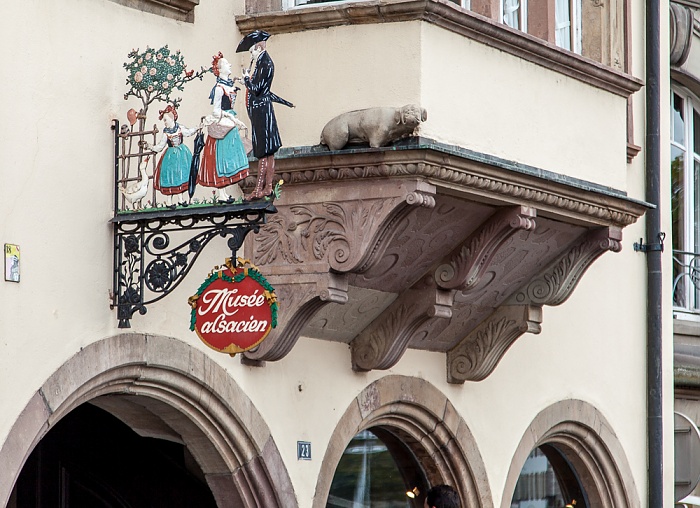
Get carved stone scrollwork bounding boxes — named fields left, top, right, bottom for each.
left=252, top=185, right=436, bottom=275
left=506, top=226, right=622, bottom=307
left=447, top=304, right=542, bottom=384
left=435, top=206, right=537, bottom=291
left=245, top=180, right=438, bottom=364
left=351, top=276, right=454, bottom=371
left=242, top=273, right=348, bottom=363
left=670, top=2, right=694, bottom=67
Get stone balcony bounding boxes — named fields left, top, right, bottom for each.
left=241, top=138, right=648, bottom=382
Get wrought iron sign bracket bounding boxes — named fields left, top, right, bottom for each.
left=111, top=202, right=276, bottom=328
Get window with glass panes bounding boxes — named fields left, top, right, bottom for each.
left=671, top=89, right=700, bottom=313
left=502, top=0, right=527, bottom=31
left=555, top=0, right=582, bottom=53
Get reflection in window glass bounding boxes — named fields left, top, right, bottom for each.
left=674, top=93, right=686, bottom=145
left=327, top=430, right=422, bottom=508
left=510, top=446, right=586, bottom=508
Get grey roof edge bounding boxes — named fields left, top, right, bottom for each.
left=275, top=137, right=654, bottom=210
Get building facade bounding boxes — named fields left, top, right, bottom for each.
left=0, top=0, right=674, bottom=506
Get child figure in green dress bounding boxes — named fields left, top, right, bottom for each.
left=147, top=104, right=197, bottom=207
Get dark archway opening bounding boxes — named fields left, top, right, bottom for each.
left=10, top=403, right=217, bottom=508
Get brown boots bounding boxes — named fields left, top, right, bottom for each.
left=245, top=156, right=275, bottom=201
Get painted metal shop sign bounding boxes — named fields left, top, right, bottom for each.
left=189, top=258, right=277, bottom=355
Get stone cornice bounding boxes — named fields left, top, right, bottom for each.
left=236, top=0, right=643, bottom=97
left=264, top=141, right=650, bottom=228
left=108, top=0, right=199, bottom=21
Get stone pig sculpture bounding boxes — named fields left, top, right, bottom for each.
left=320, top=104, right=427, bottom=151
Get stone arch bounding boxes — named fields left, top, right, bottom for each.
left=0, top=333, right=296, bottom=508
left=313, top=375, right=494, bottom=508
left=501, top=399, right=640, bottom=508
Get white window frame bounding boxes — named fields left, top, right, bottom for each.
left=554, top=0, right=582, bottom=53
left=672, top=87, right=700, bottom=315
left=501, top=0, right=528, bottom=32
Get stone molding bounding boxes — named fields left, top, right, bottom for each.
left=236, top=0, right=642, bottom=97
left=0, top=334, right=296, bottom=508
left=106, top=0, right=199, bottom=22
left=500, top=400, right=641, bottom=508
left=312, top=375, right=494, bottom=508
left=265, top=145, right=648, bottom=228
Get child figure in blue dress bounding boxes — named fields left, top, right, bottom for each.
left=199, top=52, right=250, bottom=202
left=147, top=104, right=197, bottom=207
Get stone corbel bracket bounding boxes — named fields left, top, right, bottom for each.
left=445, top=226, right=622, bottom=383
left=447, top=304, right=543, bottom=383
left=243, top=272, right=348, bottom=363
left=244, top=179, right=436, bottom=363
left=506, top=226, right=622, bottom=307
left=351, top=275, right=454, bottom=371
left=350, top=204, right=536, bottom=372
left=435, top=206, right=537, bottom=291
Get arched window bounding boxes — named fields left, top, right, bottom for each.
left=672, top=87, right=700, bottom=315
left=327, top=428, right=428, bottom=507
left=510, top=445, right=587, bottom=508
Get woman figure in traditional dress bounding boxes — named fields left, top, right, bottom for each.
left=199, top=52, right=249, bottom=202
left=146, top=104, right=197, bottom=207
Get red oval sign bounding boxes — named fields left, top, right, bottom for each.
left=189, top=260, right=277, bottom=355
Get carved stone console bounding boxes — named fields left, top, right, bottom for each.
left=243, top=140, right=648, bottom=382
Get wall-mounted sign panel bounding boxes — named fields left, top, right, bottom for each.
left=4, top=244, right=19, bottom=282
left=189, top=258, right=277, bottom=355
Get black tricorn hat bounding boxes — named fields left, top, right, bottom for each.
left=236, top=30, right=271, bottom=53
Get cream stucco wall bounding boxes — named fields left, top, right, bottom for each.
left=0, top=0, right=248, bottom=447
left=268, top=20, right=629, bottom=190
left=0, top=0, right=672, bottom=506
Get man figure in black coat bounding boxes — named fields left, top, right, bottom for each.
left=237, top=30, right=293, bottom=200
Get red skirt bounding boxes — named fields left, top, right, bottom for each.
left=198, top=136, right=249, bottom=188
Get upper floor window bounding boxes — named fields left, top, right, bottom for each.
left=671, top=89, right=700, bottom=314
left=555, top=0, right=582, bottom=53
left=499, top=0, right=581, bottom=54
left=502, top=0, right=527, bottom=31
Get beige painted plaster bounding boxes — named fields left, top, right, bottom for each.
left=0, top=0, right=672, bottom=506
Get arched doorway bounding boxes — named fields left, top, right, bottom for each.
left=0, top=334, right=296, bottom=508
left=314, top=375, right=494, bottom=508
left=11, top=402, right=217, bottom=507
left=502, top=400, right=640, bottom=508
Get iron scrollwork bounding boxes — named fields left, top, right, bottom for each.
left=112, top=204, right=275, bottom=328
left=111, top=118, right=277, bottom=328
